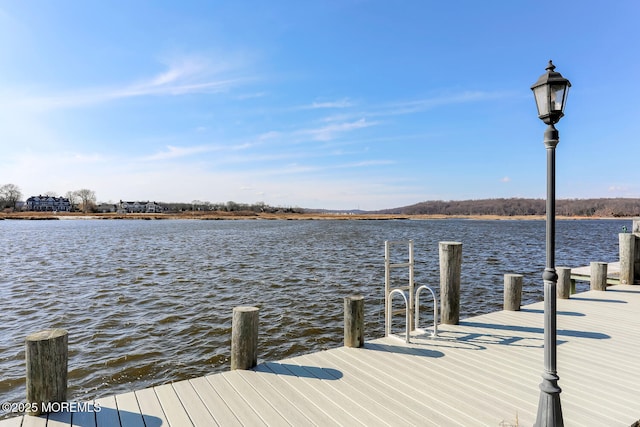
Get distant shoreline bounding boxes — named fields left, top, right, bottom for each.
left=0, top=211, right=631, bottom=221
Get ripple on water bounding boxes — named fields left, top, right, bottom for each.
left=0, top=218, right=628, bottom=415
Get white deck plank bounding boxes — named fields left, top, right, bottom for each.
left=264, top=361, right=378, bottom=426
left=114, top=392, right=144, bottom=427
left=134, top=387, right=169, bottom=427
left=363, top=338, right=538, bottom=420
left=170, top=379, right=219, bottom=427
left=153, top=383, right=194, bottom=427
left=412, top=329, right=634, bottom=420
left=263, top=360, right=401, bottom=426
left=44, top=411, right=71, bottom=427
left=20, top=415, right=47, bottom=427
left=249, top=365, right=337, bottom=425
left=288, top=352, right=439, bottom=426
left=188, top=376, right=241, bottom=427
left=69, top=402, right=96, bottom=427
left=202, top=373, right=268, bottom=426
left=294, top=350, right=444, bottom=426
left=420, top=321, right=625, bottom=407
left=94, top=395, right=120, bottom=427
left=232, top=369, right=318, bottom=426
left=0, top=417, right=24, bottom=427
left=314, top=347, right=458, bottom=426
left=257, top=362, right=366, bottom=426
left=333, top=341, right=512, bottom=426
left=216, top=370, right=293, bottom=426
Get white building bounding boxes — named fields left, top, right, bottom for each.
left=117, top=201, right=164, bottom=213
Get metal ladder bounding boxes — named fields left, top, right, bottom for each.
left=385, top=240, right=438, bottom=343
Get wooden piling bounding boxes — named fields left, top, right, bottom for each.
left=344, top=295, right=364, bottom=348
left=619, top=233, right=636, bottom=285
left=231, top=306, right=259, bottom=370
left=590, top=262, right=608, bottom=291
left=503, top=274, right=523, bottom=311
left=439, top=241, right=462, bottom=325
left=25, top=329, right=68, bottom=416
left=557, top=267, right=572, bottom=299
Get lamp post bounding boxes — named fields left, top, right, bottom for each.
left=531, top=60, right=571, bottom=426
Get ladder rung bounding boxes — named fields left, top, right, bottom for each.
left=386, top=240, right=412, bottom=246
left=388, top=262, right=412, bottom=268
left=391, top=308, right=407, bottom=315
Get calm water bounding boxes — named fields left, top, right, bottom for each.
left=0, top=218, right=629, bottom=414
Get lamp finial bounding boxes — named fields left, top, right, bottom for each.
left=546, top=60, right=556, bottom=72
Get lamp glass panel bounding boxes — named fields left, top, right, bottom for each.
left=533, top=86, right=549, bottom=116
left=550, top=84, right=567, bottom=113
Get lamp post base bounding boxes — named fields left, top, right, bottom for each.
left=535, top=372, right=563, bottom=426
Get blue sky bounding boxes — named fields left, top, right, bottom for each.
left=1, top=1, right=639, bottom=210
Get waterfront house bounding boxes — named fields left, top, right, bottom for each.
left=117, top=200, right=164, bottom=214
left=95, top=203, right=117, bottom=213
left=25, top=195, right=71, bottom=212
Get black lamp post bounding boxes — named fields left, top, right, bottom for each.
left=531, top=60, right=571, bottom=426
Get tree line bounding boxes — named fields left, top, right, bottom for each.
left=377, top=198, right=640, bottom=217
left=3, top=182, right=639, bottom=217
left=162, top=201, right=304, bottom=214
left=0, top=183, right=302, bottom=214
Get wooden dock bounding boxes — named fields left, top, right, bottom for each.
left=3, top=284, right=640, bottom=426
left=570, top=261, right=621, bottom=285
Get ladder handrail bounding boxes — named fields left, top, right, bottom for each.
left=387, top=289, right=410, bottom=343
left=415, top=285, right=438, bottom=337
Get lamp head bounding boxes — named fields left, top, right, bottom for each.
left=531, top=60, right=571, bottom=125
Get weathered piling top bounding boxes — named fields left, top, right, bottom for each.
left=3, top=285, right=640, bottom=426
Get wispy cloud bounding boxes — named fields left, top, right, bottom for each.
left=235, top=92, right=267, bottom=100
left=385, top=91, right=513, bottom=115
left=15, top=54, right=251, bottom=110
left=145, top=141, right=253, bottom=161
left=501, top=176, right=511, bottom=183
left=258, top=131, right=282, bottom=141
left=286, top=90, right=514, bottom=126
left=114, top=79, right=240, bottom=98
left=342, top=160, right=395, bottom=168
left=307, top=98, right=353, bottom=109
left=119, top=55, right=248, bottom=97
left=253, top=158, right=394, bottom=177
left=288, top=98, right=354, bottom=112
left=300, top=118, right=376, bottom=141
left=145, top=145, right=218, bottom=161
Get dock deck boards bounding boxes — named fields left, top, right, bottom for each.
left=3, top=285, right=640, bottom=426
